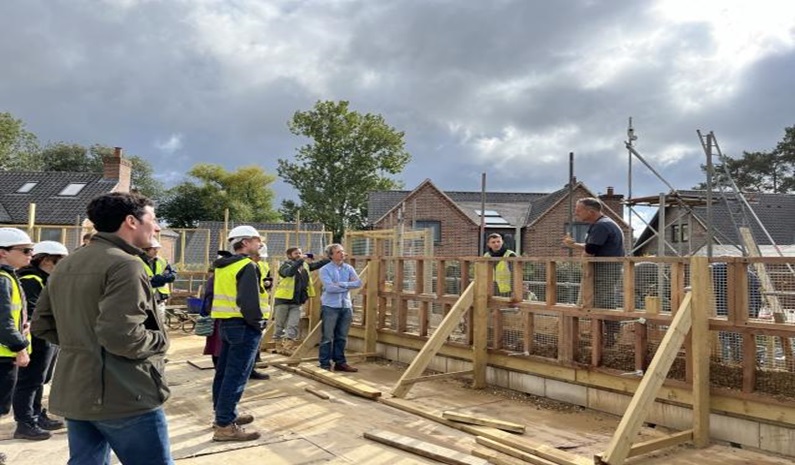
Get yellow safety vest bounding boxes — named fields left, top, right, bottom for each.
left=257, top=261, right=271, bottom=319
left=0, top=270, right=31, bottom=357
left=273, top=262, right=315, bottom=300
left=484, top=251, right=517, bottom=294
left=212, top=258, right=256, bottom=319
left=139, top=256, right=171, bottom=296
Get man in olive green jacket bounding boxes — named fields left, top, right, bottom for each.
left=32, top=192, right=173, bottom=465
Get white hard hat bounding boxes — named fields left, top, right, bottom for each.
left=259, top=243, right=268, bottom=259
left=227, top=225, right=260, bottom=242
left=0, top=228, right=34, bottom=248
left=149, top=238, right=162, bottom=248
left=32, top=241, right=69, bottom=256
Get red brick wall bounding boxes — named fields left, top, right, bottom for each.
left=523, top=186, right=631, bottom=258
left=374, top=185, right=479, bottom=257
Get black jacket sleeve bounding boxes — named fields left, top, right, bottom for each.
left=236, top=262, right=264, bottom=329
left=279, top=259, right=303, bottom=278
left=309, top=258, right=331, bottom=271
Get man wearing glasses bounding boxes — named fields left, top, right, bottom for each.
left=0, top=228, right=35, bottom=464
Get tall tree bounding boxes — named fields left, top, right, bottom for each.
left=278, top=100, right=411, bottom=242
left=0, top=112, right=39, bottom=170
left=695, top=124, right=795, bottom=193
left=159, top=163, right=280, bottom=228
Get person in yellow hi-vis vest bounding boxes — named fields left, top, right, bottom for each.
left=13, top=241, right=69, bottom=441
left=140, top=239, right=176, bottom=322
left=247, top=244, right=272, bottom=380
left=0, top=228, right=34, bottom=454
left=484, top=233, right=517, bottom=297
left=210, top=225, right=265, bottom=442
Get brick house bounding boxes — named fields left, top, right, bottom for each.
left=368, top=179, right=630, bottom=257
left=0, top=147, right=133, bottom=249
left=633, top=190, right=795, bottom=256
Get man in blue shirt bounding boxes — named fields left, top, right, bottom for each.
left=318, top=243, right=362, bottom=372
left=563, top=197, right=624, bottom=345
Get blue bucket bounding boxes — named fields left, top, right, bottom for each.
left=186, top=297, right=203, bottom=314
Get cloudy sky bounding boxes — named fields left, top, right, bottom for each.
left=2, top=0, right=794, bottom=209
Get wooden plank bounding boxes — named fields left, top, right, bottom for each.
left=300, top=365, right=382, bottom=399
left=365, top=261, right=379, bottom=353
left=187, top=358, right=215, bottom=370
left=379, top=397, right=589, bottom=465
left=304, top=386, right=330, bottom=400
left=670, top=262, right=684, bottom=312
left=472, top=448, right=540, bottom=465
left=690, top=256, right=711, bottom=448
left=591, top=318, right=603, bottom=367
left=623, top=261, right=635, bottom=312
left=523, top=308, right=534, bottom=355
left=289, top=321, right=322, bottom=363
left=546, top=261, right=557, bottom=307
left=364, top=429, right=489, bottom=465
left=475, top=437, right=557, bottom=465
left=395, top=259, right=407, bottom=333
left=634, top=322, right=647, bottom=372
left=392, top=282, right=475, bottom=398
left=598, top=292, right=693, bottom=465
left=627, top=430, right=693, bottom=458
left=401, top=370, right=474, bottom=386
left=442, top=411, right=526, bottom=434
left=473, top=262, right=489, bottom=388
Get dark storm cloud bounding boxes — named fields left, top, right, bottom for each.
left=1, top=0, right=793, bottom=203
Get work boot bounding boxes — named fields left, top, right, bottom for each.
left=212, top=413, right=254, bottom=430
left=38, top=409, right=65, bottom=431
left=13, top=421, right=52, bottom=441
left=334, top=363, right=358, bottom=373
left=250, top=370, right=270, bottom=380
left=212, top=423, right=261, bottom=442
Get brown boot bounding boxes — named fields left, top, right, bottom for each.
left=212, top=423, right=261, bottom=442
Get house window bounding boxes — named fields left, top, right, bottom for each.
left=671, top=224, right=689, bottom=243
left=17, top=182, right=38, bottom=193
left=414, top=220, right=441, bottom=244
left=58, top=183, right=87, bottom=196
left=475, top=209, right=510, bottom=226
left=565, top=222, right=589, bottom=243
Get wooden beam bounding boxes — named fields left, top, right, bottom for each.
left=304, top=386, right=330, bottom=400
left=472, top=448, right=545, bottom=465
left=623, top=261, right=635, bottom=312
left=442, top=411, right=526, bottom=434
left=473, top=262, right=489, bottom=388
left=598, top=292, right=693, bottom=465
left=289, top=321, right=322, bottom=362
left=391, top=282, right=475, bottom=398
left=474, top=437, right=557, bottom=465
left=364, top=430, right=489, bottom=465
left=365, top=261, right=379, bottom=353
left=400, top=370, right=474, bottom=385
left=690, top=256, right=711, bottom=448
left=300, top=365, right=382, bottom=399
left=626, top=429, right=693, bottom=458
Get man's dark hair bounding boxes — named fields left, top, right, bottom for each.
left=487, top=233, right=503, bottom=240
left=87, top=192, right=154, bottom=233
left=577, top=197, right=603, bottom=212
left=286, top=247, right=300, bottom=257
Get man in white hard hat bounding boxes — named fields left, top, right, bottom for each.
left=140, top=238, right=177, bottom=322
left=12, top=241, right=69, bottom=440
left=0, top=228, right=34, bottom=463
left=210, top=225, right=265, bottom=442
left=31, top=192, right=173, bottom=464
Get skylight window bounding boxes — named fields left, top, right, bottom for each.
left=17, top=182, right=38, bottom=193
left=475, top=209, right=511, bottom=226
left=58, top=183, right=87, bottom=196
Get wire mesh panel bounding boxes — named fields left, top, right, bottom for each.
left=555, top=260, right=582, bottom=305
left=531, top=313, right=558, bottom=359
left=523, top=260, right=546, bottom=302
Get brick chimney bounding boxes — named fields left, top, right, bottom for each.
left=598, top=186, right=624, bottom=219
left=104, top=147, right=132, bottom=193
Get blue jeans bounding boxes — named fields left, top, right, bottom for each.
left=212, top=319, right=261, bottom=426
left=319, top=306, right=352, bottom=368
left=66, top=408, right=172, bottom=465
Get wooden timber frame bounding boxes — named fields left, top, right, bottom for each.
left=328, top=251, right=795, bottom=462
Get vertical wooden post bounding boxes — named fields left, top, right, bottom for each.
left=365, top=259, right=380, bottom=354
left=395, top=259, right=406, bottom=333
left=546, top=261, right=557, bottom=307
left=623, top=261, right=635, bottom=312
left=670, top=262, right=685, bottom=312
left=416, top=258, right=429, bottom=337
left=27, top=203, right=37, bottom=239
left=690, top=256, right=711, bottom=448
left=473, top=261, right=490, bottom=389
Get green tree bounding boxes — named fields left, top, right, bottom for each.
left=159, top=163, right=280, bottom=228
left=695, top=125, right=795, bottom=193
left=0, top=112, right=40, bottom=170
left=278, top=199, right=320, bottom=223
left=278, top=100, right=411, bottom=242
